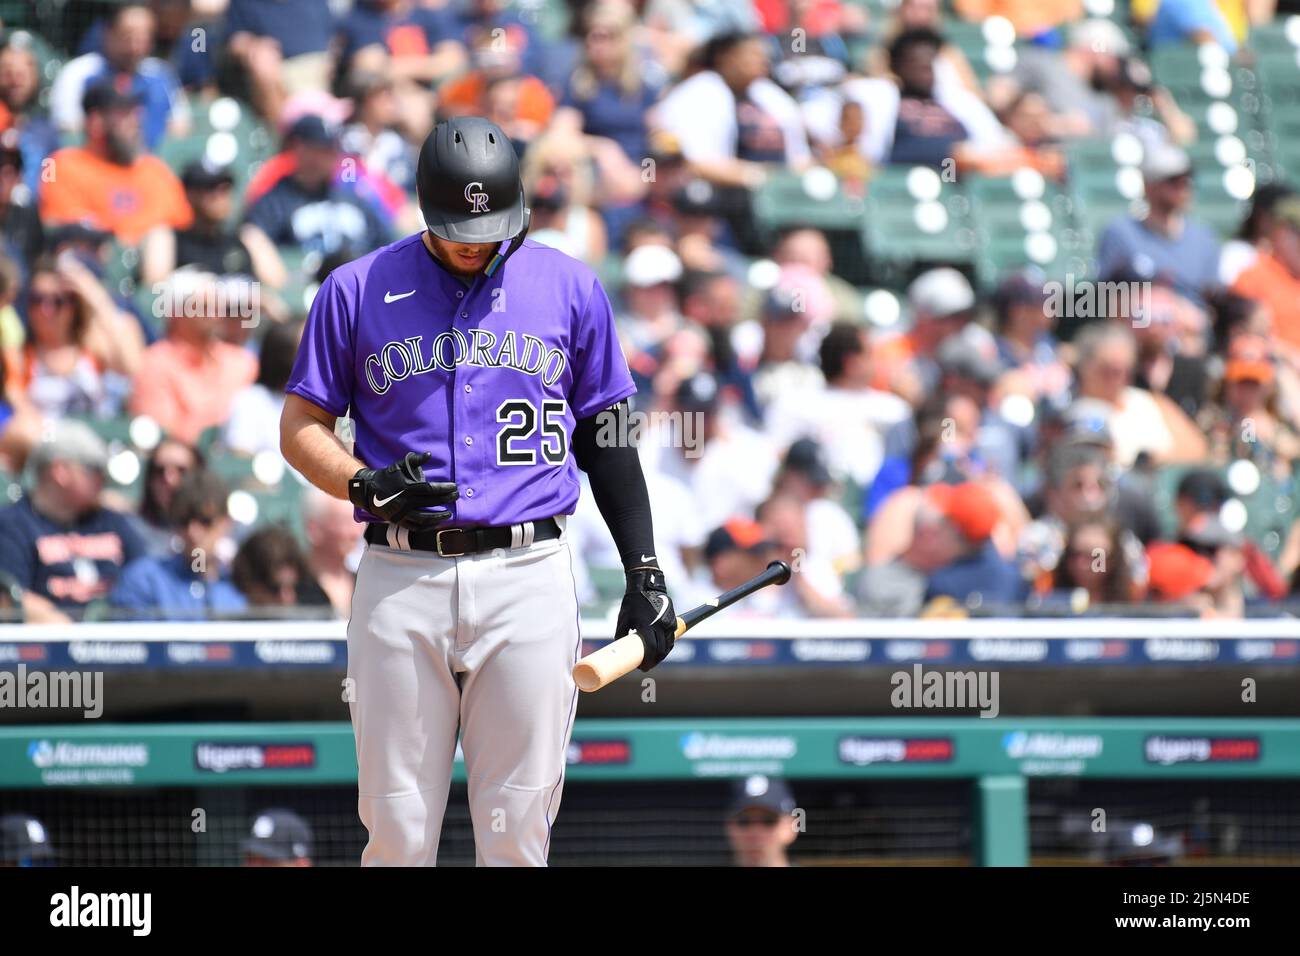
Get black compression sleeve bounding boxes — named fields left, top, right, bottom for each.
left=571, top=400, right=658, bottom=573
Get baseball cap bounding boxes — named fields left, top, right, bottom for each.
left=908, top=268, right=975, bottom=320
left=781, top=437, right=833, bottom=487
left=763, top=264, right=834, bottom=325
left=1223, top=333, right=1274, bottom=384
left=623, top=244, right=682, bottom=288
left=286, top=113, right=340, bottom=149
left=936, top=323, right=1002, bottom=385
left=1175, top=468, right=1230, bottom=510
left=994, top=266, right=1049, bottom=308
left=1180, top=513, right=1243, bottom=552
left=925, top=481, right=1000, bottom=543
left=1060, top=398, right=1116, bottom=448
left=1146, top=541, right=1215, bottom=601
left=1070, top=18, right=1130, bottom=56
left=1141, top=143, right=1192, bottom=182
left=240, top=808, right=313, bottom=862
left=0, top=814, right=55, bottom=864
left=705, top=517, right=774, bottom=562
left=28, top=419, right=108, bottom=474
left=728, top=775, right=796, bottom=817
left=675, top=370, right=722, bottom=412
left=181, top=158, right=235, bottom=191
left=81, top=79, right=143, bottom=114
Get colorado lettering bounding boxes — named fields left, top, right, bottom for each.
left=363, top=330, right=568, bottom=394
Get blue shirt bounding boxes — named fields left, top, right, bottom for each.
left=226, top=0, right=334, bottom=58
left=0, top=497, right=145, bottom=611
left=560, top=75, right=661, bottom=162
left=926, top=542, right=1026, bottom=610
left=1149, top=0, right=1238, bottom=55
left=109, top=554, right=247, bottom=619
left=337, top=0, right=458, bottom=65
left=244, top=176, right=392, bottom=257
left=1097, top=214, right=1222, bottom=305
left=71, top=55, right=182, bottom=151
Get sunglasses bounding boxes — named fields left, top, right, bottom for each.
left=29, top=292, right=70, bottom=308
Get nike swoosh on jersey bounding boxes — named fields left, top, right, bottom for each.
left=372, top=491, right=403, bottom=508
left=384, top=289, right=416, bottom=303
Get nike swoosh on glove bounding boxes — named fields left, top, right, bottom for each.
left=614, top=567, right=677, bottom=670
left=348, top=451, right=459, bottom=528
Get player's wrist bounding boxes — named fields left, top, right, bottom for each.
left=347, top=467, right=376, bottom=510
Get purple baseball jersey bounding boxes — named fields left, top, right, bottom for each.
left=286, top=234, right=636, bottom=526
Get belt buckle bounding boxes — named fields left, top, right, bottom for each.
left=435, top=528, right=466, bottom=557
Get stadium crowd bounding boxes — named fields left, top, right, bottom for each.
left=0, top=0, right=1299, bottom=623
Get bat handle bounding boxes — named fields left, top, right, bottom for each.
left=572, top=618, right=688, bottom=693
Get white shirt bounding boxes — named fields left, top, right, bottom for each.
left=765, top=383, right=912, bottom=486
left=655, top=70, right=812, bottom=167
left=224, top=384, right=284, bottom=455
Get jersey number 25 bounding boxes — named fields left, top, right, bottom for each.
left=496, top=399, right=568, bottom=466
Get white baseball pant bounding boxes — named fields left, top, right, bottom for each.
left=346, top=521, right=581, bottom=866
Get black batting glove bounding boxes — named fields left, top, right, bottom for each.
left=349, top=452, right=459, bottom=528
left=615, top=567, right=677, bottom=671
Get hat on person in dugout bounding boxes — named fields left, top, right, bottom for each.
left=0, top=814, right=55, bottom=864
left=240, top=808, right=313, bottom=862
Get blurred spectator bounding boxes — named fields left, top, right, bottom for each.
left=725, top=775, right=798, bottom=867
left=132, top=437, right=203, bottom=554
left=1110, top=57, right=1196, bottom=150
left=222, top=0, right=335, bottom=125
left=337, top=0, right=465, bottom=142
left=1231, top=195, right=1300, bottom=359
left=128, top=270, right=258, bottom=444
left=678, top=267, right=754, bottom=410
left=1220, top=183, right=1294, bottom=287
left=644, top=0, right=760, bottom=76
left=951, top=0, right=1082, bottom=37
left=0, top=129, right=44, bottom=279
left=882, top=28, right=1012, bottom=168
left=437, top=27, right=555, bottom=147
left=141, top=159, right=286, bottom=290
left=860, top=481, right=1024, bottom=616
left=1147, top=534, right=1244, bottom=617
left=240, top=808, right=314, bottom=867
left=451, top=0, right=554, bottom=85
left=759, top=493, right=854, bottom=616
left=654, top=31, right=811, bottom=189
left=990, top=19, right=1130, bottom=140
left=16, top=255, right=144, bottom=418
left=243, top=115, right=391, bottom=258
left=109, top=470, right=246, bottom=619
left=39, top=82, right=192, bottom=245
left=521, top=133, right=609, bottom=263
left=868, top=0, right=980, bottom=96
left=1047, top=519, right=1142, bottom=609
left=1070, top=322, right=1207, bottom=467
left=231, top=525, right=330, bottom=613
left=303, top=489, right=364, bottom=617
left=750, top=264, right=832, bottom=410
left=1097, top=144, right=1221, bottom=306
left=767, top=320, right=911, bottom=486
left=340, top=71, right=417, bottom=193
left=703, top=516, right=795, bottom=615
left=557, top=0, right=664, bottom=168
left=50, top=3, right=188, bottom=150
left=1202, top=332, right=1300, bottom=477
left=1147, top=0, right=1239, bottom=55
left=1174, top=467, right=1287, bottom=602
left=1129, top=280, right=1212, bottom=420
left=76, top=0, right=217, bottom=92
left=772, top=436, right=861, bottom=576
left=992, top=268, right=1072, bottom=408
left=0, top=813, right=55, bottom=866
left=769, top=226, right=862, bottom=324
left=935, top=322, right=1024, bottom=480
left=0, top=420, right=145, bottom=623
left=617, top=242, right=684, bottom=355
left=641, top=370, right=779, bottom=529
left=225, top=319, right=303, bottom=456
left=871, top=267, right=976, bottom=405
left=0, top=36, right=61, bottom=201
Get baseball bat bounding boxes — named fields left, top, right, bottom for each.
left=572, top=560, right=793, bottom=692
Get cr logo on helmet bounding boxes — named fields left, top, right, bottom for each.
left=464, top=181, right=490, bottom=213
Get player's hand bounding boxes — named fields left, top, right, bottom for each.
left=615, top=567, right=677, bottom=671
left=349, top=452, right=459, bottom=528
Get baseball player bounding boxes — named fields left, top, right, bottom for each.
left=280, top=117, right=676, bottom=866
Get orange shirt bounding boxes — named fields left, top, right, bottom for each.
left=1231, top=252, right=1300, bottom=351
left=128, top=338, right=257, bottom=444
left=869, top=332, right=918, bottom=394
left=40, top=147, right=193, bottom=245
left=438, top=73, right=555, bottom=127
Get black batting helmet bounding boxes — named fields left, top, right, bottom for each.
left=416, top=117, right=530, bottom=274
